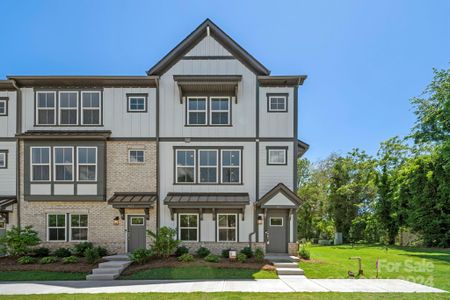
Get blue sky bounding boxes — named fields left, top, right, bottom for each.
left=1, top=0, right=449, bottom=161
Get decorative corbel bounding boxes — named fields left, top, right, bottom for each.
left=241, top=207, right=245, bottom=221
left=199, top=208, right=203, bottom=221
left=212, top=208, right=216, bottom=220
left=234, top=86, right=238, bottom=103
left=119, top=208, right=125, bottom=220
left=144, top=208, right=150, bottom=220
left=0, top=212, right=9, bottom=224
left=170, top=208, right=174, bottom=221
left=177, top=84, right=183, bottom=104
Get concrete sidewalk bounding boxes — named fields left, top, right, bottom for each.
left=0, top=277, right=445, bottom=295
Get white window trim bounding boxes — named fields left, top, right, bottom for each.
left=270, top=217, right=284, bottom=227
left=209, top=97, right=231, bottom=125
left=268, top=148, right=287, bottom=165
left=268, top=96, right=287, bottom=112
left=128, top=96, right=147, bottom=112
left=178, top=213, right=199, bottom=242
left=0, top=99, right=7, bottom=116
left=128, top=149, right=145, bottom=164
left=175, top=149, right=196, bottom=184
left=47, top=213, right=67, bottom=242
left=198, top=149, right=218, bottom=183
left=187, top=97, right=208, bottom=125
left=77, top=146, right=98, bottom=182
left=30, top=146, right=51, bottom=182
left=0, top=152, right=5, bottom=168
left=36, top=91, right=57, bottom=125
left=81, top=91, right=102, bottom=125
left=58, top=91, right=79, bottom=125
left=69, top=214, right=88, bottom=242
left=220, top=149, right=242, bottom=184
left=53, top=147, right=74, bottom=182
left=217, top=213, right=237, bottom=242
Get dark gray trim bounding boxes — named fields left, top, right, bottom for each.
left=8, top=76, right=158, bottom=88
left=0, top=138, right=16, bottom=141
left=181, top=56, right=236, bottom=60
left=126, top=93, right=149, bottom=113
left=255, top=80, right=260, bottom=242
left=156, top=78, right=160, bottom=231
left=267, top=93, right=288, bottom=113
left=25, top=196, right=105, bottom=201
left=108, top=137, right=157, bottom=141
left=257, top=183, right=302, bottom=208
left=0, top=97, right=8, bottom=116
left=159, top=137, right=294, bottom=142
left=293, top=208, right=298, bottom=242
left=0, top=150, right=8, bottom=169
left=266, top=146, right=288, bottom=166
left=293, top=86, right=299, bottom=191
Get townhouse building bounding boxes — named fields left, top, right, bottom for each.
left=0, top=19, right=308, bottom=255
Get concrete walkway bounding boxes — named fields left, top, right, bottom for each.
left=0, top=278, right=445, bottom=295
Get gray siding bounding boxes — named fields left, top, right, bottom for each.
left=259, top=87, right=294, bottom=138
left=185, top=35, right=232, bottom=56
left=0, top=141, right=16, bottom=195
left=0, top=91, right=17, bottom=137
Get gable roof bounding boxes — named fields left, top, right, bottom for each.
left=257, top=183, right=302, bottom=208
left=147, top=19, right=270, bottom=76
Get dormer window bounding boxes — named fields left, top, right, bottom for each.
left=267, top=93, right=288, bottom=112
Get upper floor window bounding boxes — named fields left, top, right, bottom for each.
left=176, top=149, right=195, bottom=183
left=0, top=150, right=7, bottom=169
left=210, top=97, right=230, bottom=125
left=127, top=94, right=148, bottom=112
left=54, top=147, right=74, bottom=181
left=0, top=98, right=8, bottom=116
left=36, top=92, right=56, bottom=125
left=199, top=150, right=218, bottom=183
left=221, top=150, right=241, bottom=183
left=186, top=96, right=231, bottom=126
left=187, top=97, right=207, bottom=125
left=267, top=147, right=287, bottom=165
left=77, top=147, right=97, bottom=181
left=129, top=150, right=145, bottom=163
left=267, top=94, right=288, bottom=112
left=82, top=92, right=101, bottom=125
left=59, top=91, right=78, bottom=125
left=31, top=147, right=51, bottom=181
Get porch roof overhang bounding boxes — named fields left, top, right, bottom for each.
left=173, top=75, right=242, bottom=103
left=297, top=139, right=310, bottom=158
left=0, top=196, right=17, bottom=224
left=257, top=183, right=302, bottom=209
left=17, top=130, right=112, bottom=140
left=107, top=192, right=157, bottom=209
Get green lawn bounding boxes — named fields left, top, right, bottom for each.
left=0, top=293, right=448, bottom=300
left=0, top=271, right=87, bottom=281
left=301, top=244, right=449, bottom=291
left=120, top=266, right=277, bottom=280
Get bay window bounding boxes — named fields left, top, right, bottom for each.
left=54, top=147, right=74, bottom=181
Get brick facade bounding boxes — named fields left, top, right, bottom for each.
left=180, top=241, right=266, bottom=255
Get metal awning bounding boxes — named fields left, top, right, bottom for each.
left=173, top=75, right=242, bottom=103
left=17, top=130, right=112, bottom=140
left=108, top=192, right=157, bottom=220
left=0, top=196, right=17, bottom=224
left=164, top=192, right=249, bottom=220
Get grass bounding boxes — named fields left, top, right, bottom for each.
left=120, top=266, right=277, bottom=280
left=0, top=271, right=87, bottom=281
left=300, top=244, right=450, bottom=291
left=0, top=293, right=448, bottom=300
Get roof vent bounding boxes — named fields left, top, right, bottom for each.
left=206, top=25, right=210, bottom=36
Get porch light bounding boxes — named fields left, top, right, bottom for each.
left=257, top=215, right=263, bottom=225
left=113, top=216, right=120, bottom=225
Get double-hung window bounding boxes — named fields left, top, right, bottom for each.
left=129, top=150, right=145, bottom=163
left=187, top=97, right=207, bottom=125
left=217, top=214, right=237, bottom=242
left=0, top=98, right=7, bottom=116
left=59, top=91, right=78, bottom=125
left=179, top=214, right=198, bottom=241
left=221, top=150, right=241, bottom=183
left=81, top=92, right=101, bottom=125
left=54, top=147, right=74, bottom=181
left=176, top=150, right=195, bottom=183
left=268, top=95, right=287, bottom=112
left=267, top=147, right=287, bottom=165
left=77, top=147, right=97, bottom=181
left=36, top=92, right=56, bottom=125
left=70, top=214, right=88, bottom=241
left=210, top=97, right=230, bottom=125
left=127, top=95, right=147, bottom=112
left=198, top=150, right=218, bottom=183
left=31, top=147, right=51, bottom=181
left=47, top=214, right=66, bottom=241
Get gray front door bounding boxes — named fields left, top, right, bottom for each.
left=266, top=210, right=288, bottom=253
left=127, top=215, right=146, bottom=253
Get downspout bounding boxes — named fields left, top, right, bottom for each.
left=155, top=77, right=160, bottom=231
left=11, top=79, right=21, bottom=228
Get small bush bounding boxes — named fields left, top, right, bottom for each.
left=95, top=246, right=108, bottom=257
left=53, top=248, right=72, bottom=258
left=175, top=246, right=189, bottom=257
left=84, top=247, right=100, bottom=264
left=0, top=226, right=41, bottom=256
left=177, top=253, right=194, bottom=262
left=129, top=248, right=153, bottom=264
left=196, top=246, right=210, bottom=258
left=204, top=253, right=220, bottom=263
left=221, top=248, right=232, bottom=258
left=254, top=247, right=264, bottom=261
left=33, top=247, right=50, bottom=257
left=72, top=242, right=93, bottom=257
left=147, top=227, right=179, bottom=258
left=237, top=253, right=247, bottom=263
left=240, top=246, right=253, bottom=258
left=17, top=256, right=35, bottom=264
left=298, top=244, right=311, bottom=260
left=40, top=256, right=58, bottom=264
left=62, top=256, right=79, bottom=264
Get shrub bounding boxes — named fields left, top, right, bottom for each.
left=53, top=248, right=72, bottom=258
left=147, top=227, right=179, bottom=258
left=196, top=246, right=210, bottom=258
left=40, top=256, right=58, bottom=264
left=221, top=248, right=232, bottom=258
left=254, top=247, right=264, bottom=261
left=95, top=246, right=108, bottom=257
left=298, top=243, right=311, bottom=260
left=0, top=226, right=40, bottom=256
left=204, top=254, right=220, bottom=263
left=175, top=246, right=189, bottom=257
left=33, top=247, right=50, bottom=257
left=72, top=242, right=93, bottom=257
left=177, top=253, right=194, bottom=262
left=17, top=256, right=35, bottom=264
left=237, top=253, right=247, bottom=263
left=63, top=256, right=79, bottom=264
left=84, top=247, right=100, bottom=264
left=129, top=248, right=153, bottom=264
left=240, top=246, right=253, bottom=258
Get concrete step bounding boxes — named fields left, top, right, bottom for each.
left=98, top=261, right=132, bottom=269
left=276, top=267, right=304, bottom=275
left=265, top=255, right=299, bottom=263
left=103, top=254, right=130, bottom=261
left=92, top=267, right=122, bottom=275
left=86, top=273, right=119, bottom=280
left=273, top=262, right=299, bottom=268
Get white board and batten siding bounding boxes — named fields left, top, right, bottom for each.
left=0, top=91, right=17, bottom=137
left=20, top=87, right=157, bottom=138
left=259, top=87, right=295, bottom=138
left=0, top=142, right=16, bottom=195
left=185, top=35, right=232, bottom=57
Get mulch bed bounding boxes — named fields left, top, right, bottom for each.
left=0, top=256, right=98, bottom=273
left=122, top=256, right=275, bottom=276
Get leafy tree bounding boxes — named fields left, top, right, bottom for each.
left=147, top=226, right=179, bottom=258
